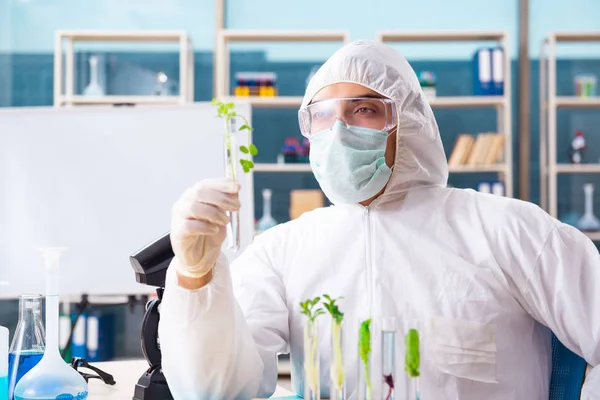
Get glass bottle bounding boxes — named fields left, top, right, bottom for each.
left=577, top=183, right=600, bottom=232
left=8, top=295, right=45, bottom=400
left=303, top=319, right=320, bottom=400
left=82, top=55, right=104, bottom=97
left=256, top=189, right=278, bottom=234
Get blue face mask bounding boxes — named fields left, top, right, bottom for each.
left=309, top=120, right=393, bottom=204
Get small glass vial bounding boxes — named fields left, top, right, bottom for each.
left=381, top=318, right=396, bottom=400
left=304, top=319, right=320, bottom=400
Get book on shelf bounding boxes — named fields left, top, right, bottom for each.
left=448, top=132, right=504, bottom=167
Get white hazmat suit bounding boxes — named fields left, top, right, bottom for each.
left=159, top=40, right=600, bottom=399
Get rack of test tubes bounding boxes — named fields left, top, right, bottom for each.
left=233, top=72, right=278, bottom=97
left=300, top=295, right=421, bottom=400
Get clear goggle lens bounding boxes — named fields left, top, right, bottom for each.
left=298, top=97, right=397, bottom=138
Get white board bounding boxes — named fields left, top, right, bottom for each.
left=0, top=103, right=254, bottom=298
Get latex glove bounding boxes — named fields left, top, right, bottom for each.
left=170, top=178, right=241, bottom=279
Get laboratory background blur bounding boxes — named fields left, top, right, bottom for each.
left=0, top=0, right=599, bottom=396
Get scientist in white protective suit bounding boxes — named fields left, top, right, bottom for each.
left=158, top=40, right=600, bottom=400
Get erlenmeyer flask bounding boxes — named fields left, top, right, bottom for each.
left=577, top=183, right=600, bottom=231
left=256, top=189, right=278, bottom=234
left=8, top=295, right=45, bottom=400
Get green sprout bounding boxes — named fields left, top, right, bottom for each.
left=322, top=295, right=344, bottom=394
left=405, top=329, right=420, bottom=377
left=300, top=297, right=325, bottom=397
left=359, top=319, right=373, bottom=399
left=212, top=98, right=257, bottom=179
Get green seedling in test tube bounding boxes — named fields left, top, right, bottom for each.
left=212, top=98, right=256, bottom=251
left=300, top=297, right=325, bottom=400
left=405, top=328, right=421, bottom=400
left=359, top=319, right=373, bottom=400
left=322, top=295, right=345, bottom=399
left=212, top=98, right=257, bottom=178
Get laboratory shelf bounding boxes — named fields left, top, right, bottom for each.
left=253, top=163, right=312, bottom=172
left=539, top=31, right=600, bottom=216
left=220, top=30, right=349, bottom=43
left=555, top=97, right=600, bottom=108
left=378, top=30, right=513, bottom=197
left=378, top=30, right=507, bottom=42
left=554, top=164, right=600, bottom=173
left=54, top=30, right=194, bottom=107
left=584, top=231, right=600, bottom=241
left=428, top=96, right=506, bottom=108
left=55, top=30, right=189, bottom=42
left=448, top=164, right=507, bottom=173
left=222, top=96, right=304, bottom=108
left=57, top=95, right=182, bottom=105
left=224, top=95, right=506, bottom=109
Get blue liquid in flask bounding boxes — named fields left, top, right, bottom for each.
left=8, top=351, right=43, bottom=399
left=0, top=375, right=8, bottom=400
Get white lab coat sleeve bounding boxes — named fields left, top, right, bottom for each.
left=493, top=201, right=600, bottom=398
left=158, top=241, right=288, bottom=400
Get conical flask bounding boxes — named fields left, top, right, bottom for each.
left=13, top=248, right=88, bottom=400
left=256, top=189, right=278, bottom=233
left=82, top=55, right=104, bottom=97
left=8, top=294, right=45, bottom=400
left=577, top=183, right=600, bottom=231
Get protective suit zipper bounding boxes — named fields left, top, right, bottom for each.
left=364, top=208, right=373, bottom=317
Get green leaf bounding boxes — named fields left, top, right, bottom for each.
left=211, top=98, right=220, bottom=105
left=249, top=144, right=258, bottom=156
left=239, top=123, right=251, bottom=131
left=229, top=111, right=237, bottom=117
left=240, top=145, right=249, bottom=154
left=242, top=164, right=250, bottom=173
left=247, top=160, right=254, bottom=168
left=323, top=294, right=332, bottom=301
left=225, top=102, right=234, bottom=109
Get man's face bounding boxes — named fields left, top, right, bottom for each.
left=311, top=82, right=397, bottom=169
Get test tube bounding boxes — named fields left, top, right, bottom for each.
left=224, top=117, right=240, bottom=252
left=329, top=319, right=345, bottom=400
left=404, top=320, right=421, bottom=400
left=304, top=319, right=320, bottom=400
left=358, top=319, right=373, bottom=400
left=381, top=318, right=396, bottom=400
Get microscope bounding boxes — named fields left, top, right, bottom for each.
left=129, top=232, right=175, bottom=400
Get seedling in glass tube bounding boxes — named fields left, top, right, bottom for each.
left=300, top=297, right=325, bottom=400
left=322, top=295, right=345, bottom=400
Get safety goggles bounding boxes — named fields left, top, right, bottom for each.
left=298, top=97, right=397, bottom=138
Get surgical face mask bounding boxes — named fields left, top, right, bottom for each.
left=309, top=120, right=393, bottom=204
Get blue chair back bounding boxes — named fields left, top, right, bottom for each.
left=549, top=333, right=587, bottom=399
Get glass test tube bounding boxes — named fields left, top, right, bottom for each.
left=304, top=320, right=320, bottom=400
left=405, top=320, right=421, bottom=400
left=329, top=320, right=345, bottom=400
left=381, top=318, right=396, bottom=400
left=358, top=319, right=373, bottom=400
left=224, top=117, right=240, bottom=252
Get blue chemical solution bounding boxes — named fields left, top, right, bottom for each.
left=8, top=351, right=44, bottom=399
left=0, top=375, right=8, bottom=400
left=14, top=392, right=88, bottom=400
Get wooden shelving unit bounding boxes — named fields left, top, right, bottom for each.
left=539, top=31, right=600, bottom=226
left=54, top=30, right=194, bottom=106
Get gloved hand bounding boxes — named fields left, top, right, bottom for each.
left=170, top=178, right=241, bottom=279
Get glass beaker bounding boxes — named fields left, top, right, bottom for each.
left=8, top=295, right=45, bottom=400
left=13, top=248, right=88, bottom=400
left=224, top=117, right=240, bottom=252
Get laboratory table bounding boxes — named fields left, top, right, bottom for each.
left=88, top=359, right=296, bottom=399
